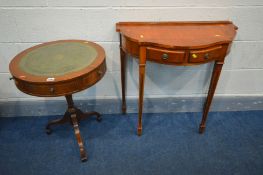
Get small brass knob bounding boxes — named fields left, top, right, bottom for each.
left=50, top=87, right=55, bottom=93
left=204, top=53, right=209, bottom=60
left=97, top=70, right=103, bottom=76
left=192, top=54, right=198, bottom=59
left=162, top=53, right=169, bottom=60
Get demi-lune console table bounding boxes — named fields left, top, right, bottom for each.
left=116, top=21, right=237, bottom=136
left=9, top=40, right=106, bottom=161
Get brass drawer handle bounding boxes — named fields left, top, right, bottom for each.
left=204, top=53, right=209, bottom=60
left=162, top=53, right=169, bottom=60
left=192, top=53, right=209, bottom=59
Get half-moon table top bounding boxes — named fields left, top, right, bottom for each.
left=9, top=40, right=106, bottom=83
left=116, top=21, right=238, bottom=49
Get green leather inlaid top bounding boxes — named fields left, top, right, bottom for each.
left=19, top=42, right=98, bottom=76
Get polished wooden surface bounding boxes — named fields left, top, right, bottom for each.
left=116, top=21, right=237, bottom=135
left=9, top=40, right=106, bottom=161
left=116, top=21, right=237, bottom=49
left=9, top=40, right=106, bottom=97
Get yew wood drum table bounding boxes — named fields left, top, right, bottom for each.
left=9, top=40, right=106, bottom=162
left=116, top=21, right=238, bottom=136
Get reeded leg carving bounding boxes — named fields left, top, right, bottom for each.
left=120, top=45, right=127, bottom=114
left=137, top=47, right=147, bottom=136
left=199, top=61, right=223, bottom=133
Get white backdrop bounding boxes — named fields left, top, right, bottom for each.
left=0, top=0, right=263, bottom=102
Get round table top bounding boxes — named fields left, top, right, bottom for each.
left=9, top=40, right=105, bottom=83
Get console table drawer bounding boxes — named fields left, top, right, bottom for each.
left=147, top=47, right=185, bottom=64
left=189, top=46, right=223, bottom=63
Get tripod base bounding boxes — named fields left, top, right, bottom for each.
left=46, top=95, right=101, bottom=162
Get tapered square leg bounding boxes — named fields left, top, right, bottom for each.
left=199, top=62, right=223, bottom=134
left=137, top=47, right=147, bottom=136
left=120, top=48, right=127, bottom=114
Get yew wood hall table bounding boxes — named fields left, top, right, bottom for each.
left=9, top=40, right=106, bottom=162
left=116, top=21, right=237, bottom=136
